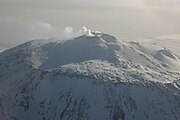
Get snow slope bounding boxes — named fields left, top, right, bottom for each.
left=135, top=36, right=180, bottom=71
left=0, top=33, right=180, bottom=120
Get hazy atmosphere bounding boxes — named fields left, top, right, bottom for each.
left=0, top=0, right=180, bottom=51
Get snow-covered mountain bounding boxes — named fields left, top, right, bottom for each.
left=0, top=32, right=180, bottom=120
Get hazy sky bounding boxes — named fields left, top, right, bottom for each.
left=0, top=0, right=180, bottom=51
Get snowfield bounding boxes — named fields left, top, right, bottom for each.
left=0, top=33, right=180, bottom=120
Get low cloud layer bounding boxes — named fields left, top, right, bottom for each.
left=0, top=17, right=80, bottom=51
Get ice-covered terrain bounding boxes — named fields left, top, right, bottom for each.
left=0, top=31, right=180, bottom=120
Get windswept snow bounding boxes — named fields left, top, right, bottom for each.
left=0, top=33, right=180, bottom=120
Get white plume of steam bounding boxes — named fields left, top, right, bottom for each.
left=80, top=26, right=94, bottom=37
left=0, top=17, right=81, bottom=51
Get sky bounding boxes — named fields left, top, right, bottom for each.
left=0, top=0, right=180, bottom=51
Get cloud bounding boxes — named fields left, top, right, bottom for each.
left=1, top=0, right=180, bottom=11
left=150, top=0, right=180, bottom=6
left=0, top=0, right=152, bottom=11
left=145, top=0, right=180, bottom=9
left=0, top=17, right=80, bottom=51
